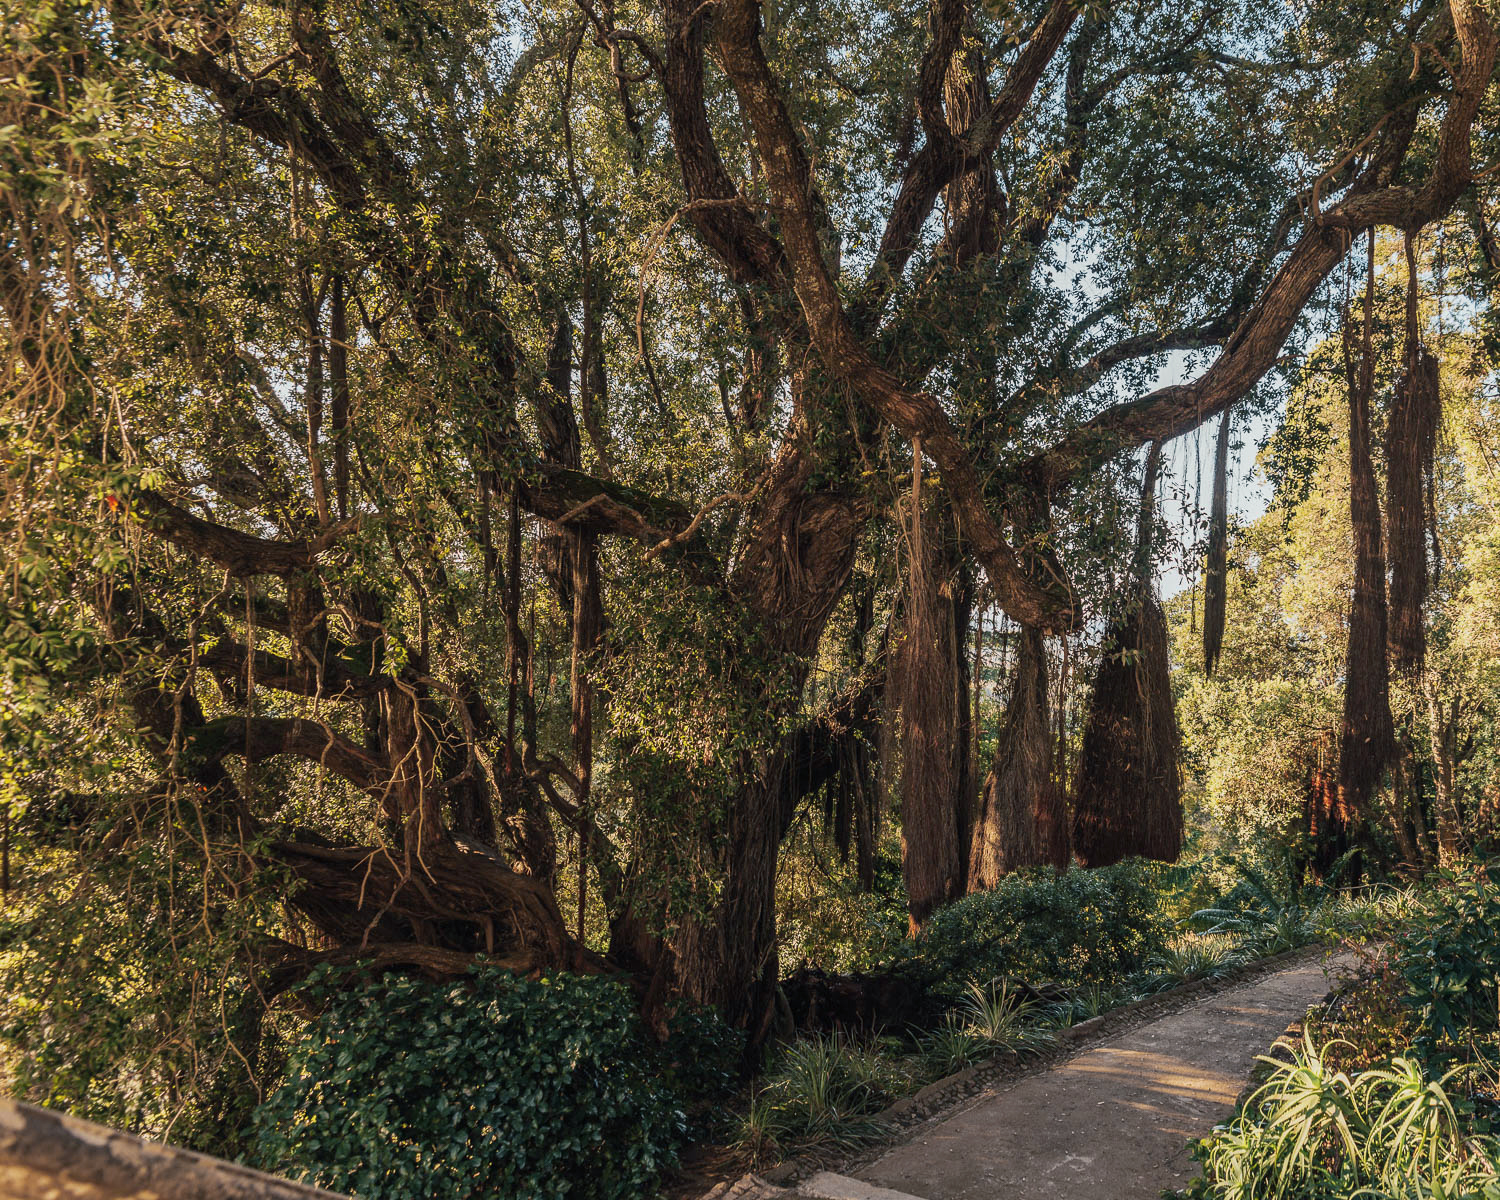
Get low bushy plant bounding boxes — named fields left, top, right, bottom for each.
left=897, top=861, right=1171, bottom=997
left=1395, top=862, right=1500, bottom=1062
left=1179, top=1033, right=1500, bottom=1199
left=251, top=965, right=705, bottom=1200
left=732, top=1035, right=909, bottom=1163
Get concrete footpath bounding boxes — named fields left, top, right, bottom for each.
left=749, top=951, right=1354, bottom=1200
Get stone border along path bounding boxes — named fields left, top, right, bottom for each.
left=700, top=946, right=1358, bottom=1200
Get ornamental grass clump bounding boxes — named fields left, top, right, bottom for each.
left=732, top=1035, right=910, bottom=1163
left=918, top=981, right=1056, bottom=1075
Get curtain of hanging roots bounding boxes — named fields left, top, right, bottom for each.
left=1073, top=443, right=1184, bottom=867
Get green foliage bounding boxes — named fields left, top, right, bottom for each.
left=1179, top=1033, right=1500, bottom=1200
left=917, top=981, right=1055, bottom=1076
left=898, top=862, right=1171, bottom=996
left=1189, top=849, right=1349, bottom=956
left=1394, top=864, right=1500, bottom=1062
left=251, top=966, right=697, bottom=1200
left=732, top=1035, right=909, bottom=1164
left=0, top=798, right=288, bottom=1157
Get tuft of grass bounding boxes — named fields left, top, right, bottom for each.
left=730, top=1035, right=910, bottom=1165
left=1050, top=982, right=1129, bottom=1025
left=918, top=981, right=1055, bottom=1075
left=1148, top=933, right=1246, bottom=985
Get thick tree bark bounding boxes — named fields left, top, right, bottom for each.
left=896, top=462, right=965, bottom=931
left=1386, top=234, right=1440, bottom=678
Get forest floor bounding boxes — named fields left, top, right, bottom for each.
left=711, top=950, right=1358, bottom=1200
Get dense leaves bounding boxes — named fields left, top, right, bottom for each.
left=894, top=861, right=1171, bottom=997
left=251, top=966, right=735, bottom=1200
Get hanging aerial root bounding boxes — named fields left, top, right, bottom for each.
left=1073, top=444, right=1183, bottom=867
left=1072, top=594, right=1183, bottom=866
left=1386, top=234, right=1440, bottom=678
left=1203, top=407, right=1232, bottom=675
left=969, top=623, right=1067, bottom=887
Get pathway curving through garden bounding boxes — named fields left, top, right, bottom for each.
left=754, top=951, right=1358, bottom=1200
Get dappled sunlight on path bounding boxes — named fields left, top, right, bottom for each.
left=808, top=953, right=1355, bottom=1200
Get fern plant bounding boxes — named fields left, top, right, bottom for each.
left=1190, top=848, right=1355, bottom=956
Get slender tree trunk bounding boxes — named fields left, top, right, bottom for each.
left=952, top=563, right=976, bottom=883
left=1426, top=679, right=1465, bottom=864
left=1203, top=407, right=1231, bottom=674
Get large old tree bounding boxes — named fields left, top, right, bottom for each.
left=3, top=0, right=1496, bottom=1111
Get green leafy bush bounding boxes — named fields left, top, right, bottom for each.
left=1395, top=862, right=1500, bottom=1061
left=251, top=966, right=700, bottom=1200
left=898, top=862, right=1171, bottom=995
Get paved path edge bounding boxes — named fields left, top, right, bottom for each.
left=698, top=943, right=1342, bottom=1200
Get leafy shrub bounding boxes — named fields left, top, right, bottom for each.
left=732, top=1035, right=909, bottom=1163
left=1307, top=953, right=1420, bottom=1075
left=1395, top=862, right=1500, bottom=1062
left=899, top=861, right=1170, bottom=996
left=1179, top=1033, right=1500, bottom=1199
left=251, top=966, right=695, bottom=1200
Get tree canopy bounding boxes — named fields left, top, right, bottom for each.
left=5, top=0, right=1500, bottom=1151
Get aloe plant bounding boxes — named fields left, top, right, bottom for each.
left=1183, top=1033, right=1500, bottom=1200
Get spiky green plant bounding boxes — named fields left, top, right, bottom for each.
left=730, top=1035, right=907, bottom=1163
left=917, top=981, right=1056, bottom=1075
left=1149, top=933, right=1246, bottom=983
left=1183, top=1033, right=1500, bottom=1200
